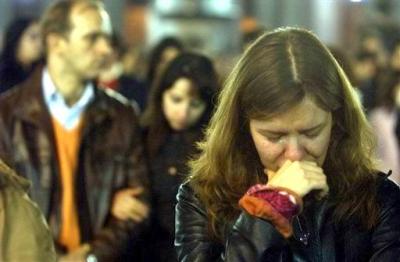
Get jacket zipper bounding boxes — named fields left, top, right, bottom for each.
left=296, top=216, right=311, bottom=246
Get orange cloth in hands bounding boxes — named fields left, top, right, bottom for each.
left=239, top=195, right=294, bottom=238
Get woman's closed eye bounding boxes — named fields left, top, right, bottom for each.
left=269, top=136, right=284, bottom=143
left=190, top=99, right=205, bottom=109
left=262, top=132, right=285, bottom=142
left=170, top=95, right=183, bottom=103
left=303, top=130, right=320, bottom=138
left=302, top=126, right=323, bottom=138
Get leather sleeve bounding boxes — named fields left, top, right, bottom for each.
left=88, top=105, right=151, bottom=261
left=175, top=183, right=223, bottom=262
left=88, top=217, right=149, bottom=261
left=370, top=179, right=400, bottom=260
left=175, top=183, right=289, bottom=262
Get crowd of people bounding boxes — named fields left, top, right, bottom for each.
left=0, top=0, right=399, bottom=261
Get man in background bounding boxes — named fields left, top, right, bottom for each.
left=0, top=1, right=149, bottom=261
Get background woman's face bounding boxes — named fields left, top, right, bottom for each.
left=162, top=77, right=206, bottom=131
left=249, top=96, right=333, bottom=172
left=17, top=22, right=43, bottom=65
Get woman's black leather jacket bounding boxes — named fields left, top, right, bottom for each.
left=175, top=178, right=400, bottom=261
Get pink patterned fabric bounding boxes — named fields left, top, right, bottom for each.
left=246, top=184, right=300, bottom=220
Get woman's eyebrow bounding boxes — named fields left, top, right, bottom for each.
left=299, top=122, right=325, bottom=133
left=256, top=122, right=325, bottom=134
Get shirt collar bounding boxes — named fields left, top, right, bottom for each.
left=42, top=67, right=95, bottom=107
left=41, top=67, right=95, bottom=129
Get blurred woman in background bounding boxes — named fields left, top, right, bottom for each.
left=141, top=52, right=219, bottom=261
left=0, top=18, right=43, bottom=93
left=369, top=71, right=400, bottom=184
left=146, top=37, right=184, bottom=94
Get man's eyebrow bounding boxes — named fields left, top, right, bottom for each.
left=84, top=32, right=102, bottom=37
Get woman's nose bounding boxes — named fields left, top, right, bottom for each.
left=283, top=136, right=305, bottom=161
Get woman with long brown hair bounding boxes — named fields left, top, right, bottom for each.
left=175, top=27, right=400, bottom=261
left=141, top=52, right=218, bottom=261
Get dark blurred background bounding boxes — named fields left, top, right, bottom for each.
left=1, top=0, right=400, bottom=57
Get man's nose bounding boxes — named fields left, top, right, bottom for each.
left=96, top=37, right=113, bottom=56
left=284, top=136, right=305, bottom=161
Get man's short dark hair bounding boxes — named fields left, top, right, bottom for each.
left=40, top=0, right=103, bottom=48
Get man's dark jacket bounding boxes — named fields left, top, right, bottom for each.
left=0, top=68, right=150, bottom=261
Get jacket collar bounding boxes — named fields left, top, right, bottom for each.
left=14, top=66, right=115, bottom=132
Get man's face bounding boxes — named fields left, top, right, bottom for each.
left=391, top=45, right=400, bottom=71
left=60, top=5, right=113, bottom=80
left=395, top=82, right=400, bottom=107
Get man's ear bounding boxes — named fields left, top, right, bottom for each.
left=46, top=33, right=67, bottom=54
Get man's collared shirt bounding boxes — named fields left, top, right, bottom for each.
left=42, top=68, right=94, bottom=130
